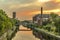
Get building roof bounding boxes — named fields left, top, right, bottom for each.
left=33, top=14, right=50, bottom=18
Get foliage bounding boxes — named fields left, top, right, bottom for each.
left=0, top=9, right=17, bottom=35
left=54, top=17, right=60, bottom=33
left=50, top=13, right=60, bottom=34
left=40, top=13, right=60, bottom=35
left=50, top=12, right=58, bottom=19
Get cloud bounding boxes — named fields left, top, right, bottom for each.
left=54, top=0, right=60, bottom=2
left=9, top=3, right=33, bottom=9
left=18, top=0, right=37, bottom=4
left=42, top=1, right=59, bottom=10
left=0, top=0, right=37, bottom=4
left=8, top=0, right=60, bottom=12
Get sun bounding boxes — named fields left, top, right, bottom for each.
left=38, top=0, right=51, bottom=2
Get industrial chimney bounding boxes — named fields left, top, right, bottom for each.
left=40, top=7, right=43, bottom=26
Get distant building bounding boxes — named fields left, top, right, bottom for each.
left=33, top=14, right=50, bottom=25
left=13, top=12, right=16, bottom=19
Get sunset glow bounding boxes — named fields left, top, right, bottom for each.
left=0, top=0, right=60, bottom=20
left=55, top=0, right=60, bottom=2
left=38, top=0, right=51, bottom=2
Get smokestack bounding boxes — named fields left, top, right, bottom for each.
left=40, top=7, right=43, bottom=26
left=41, top=7, right=43, bottom=18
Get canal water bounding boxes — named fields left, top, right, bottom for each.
left=12, top=25, right=40, bottom=40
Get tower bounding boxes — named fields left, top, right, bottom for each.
left=41, top=7, right=43, bottom=18
left=40, top=7, right=43, bottom=26
left=13, top=12, right=16, bottom=19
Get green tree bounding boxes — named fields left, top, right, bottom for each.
left=54, top=17, right=60, bottom=33
left=50, top=12, right=58, bottom=19
left=0, top=9, right=15, bottom=35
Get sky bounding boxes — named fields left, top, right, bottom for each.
left=0, top=0, right=60, bottom=20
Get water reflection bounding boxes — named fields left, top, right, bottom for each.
left=12, top=25, right=40, bottom=40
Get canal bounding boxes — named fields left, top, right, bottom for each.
left=12, top=25, right=40, bottom=40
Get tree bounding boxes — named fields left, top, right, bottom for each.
left=0, top=9, right=14, bottom=35
left=50, top=12, right=60, bottom=34
left=54, top=17, right=60, bottom=33
left=50, top=12, right=58, bottom=19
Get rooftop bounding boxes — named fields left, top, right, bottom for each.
left=33, top=14, right=50, bottom=18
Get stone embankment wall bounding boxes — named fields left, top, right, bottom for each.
left=0, top=26, right=19, bottom=40
left=33, top=28, right=60, bottom=40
